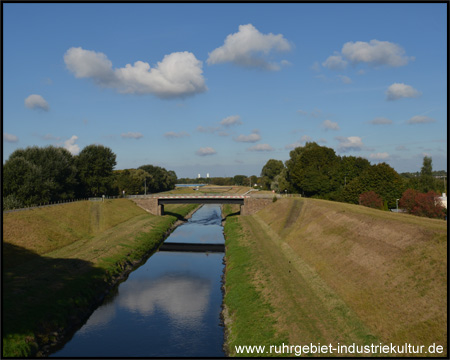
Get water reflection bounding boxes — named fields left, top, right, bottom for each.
left=51, top=205, right=225, bottom=357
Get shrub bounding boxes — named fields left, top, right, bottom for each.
left=399, top=189, right=446, bottom=219
left=359, top=191, right=383, bottom=210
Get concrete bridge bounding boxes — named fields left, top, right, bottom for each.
left=132, top=195, right=273, bottom=216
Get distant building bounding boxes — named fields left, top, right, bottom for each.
left=436, top=193, right=447, bottom=209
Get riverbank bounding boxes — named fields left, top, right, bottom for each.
left=2, top=199, right=198, bottom=357
left=221, top=198, right=447, bottom=357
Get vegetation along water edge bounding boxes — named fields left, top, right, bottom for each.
left=2, top=198, right=198, bottom=357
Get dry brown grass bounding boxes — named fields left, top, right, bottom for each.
left=251, top=198, right=447, bottom=353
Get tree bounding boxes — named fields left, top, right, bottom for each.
left=233, top=175, right=247, bottom=186
left=419, top=156, right=435, bottom=193
left=3, top=146, right=78, bottom=206
left=138, top=165, right=177, bottom=193
left=76, top=145, right=117, bottom=196
left=342, top=163, right=404, bottom=208
left=261, top=159, right=284, bottom=190
left=285, top=142, right=339, bottom=197
left=359, top=191, right=384, bottom=209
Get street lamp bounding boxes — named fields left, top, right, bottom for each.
left=396, top=199, right=399, bottom=212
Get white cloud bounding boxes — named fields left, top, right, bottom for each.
left=285, top=142, right=303, bottom=150
left=164, top=131, right=190, bottom=138
left=247, top=143, right=274, bottom=151
left=407, top=115, right=436, bottom=124
left=322, top=119, right=340, bottom=131
left=337, top=75, right=352, bottom=84
left=121, top=132, right=143, bottom=139
left=341, top=39, right=413, bottom=67
left=300, top=135, right=313, bottom=143
left=234, top=130, right=261, bottom=143
left=64, top=47, right=207, bottom=99
left=369, top=152, right=390, bottom=160
left=369, top=117, right=392, bottom=125
left=64, top=135, right=80, bottom=155
left=4, top=133, right=19, bottom=143
left=207, top=24, right=292, bottom=71
left=386, top=83, right=421, bottom=101
left=25, top=94, right=50, bottom=111
left=286, top=135, right=313, bottom=149
left=322, top=54, right=348, bottom=70
left=220, top=115, right=242, bottom=127
left=336, top=136, right=364, bottom=152
left=195, top=147, right=217, bottom=156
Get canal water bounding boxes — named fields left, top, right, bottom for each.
left=51, top=204, right=225, bottom=357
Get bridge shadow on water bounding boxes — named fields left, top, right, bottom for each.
left=163, top=210, right=189, bottom=222
left=2, top=242, right=106, bottom=356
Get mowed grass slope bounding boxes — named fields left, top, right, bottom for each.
left=224, top=198, right=447, bottom=356
left=2, top=199, right=197, bottom=357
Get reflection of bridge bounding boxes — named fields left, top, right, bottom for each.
left=132, top=195, right=273, bottom=216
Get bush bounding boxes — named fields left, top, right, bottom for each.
left=399, top=189, right=446, bottom=219
left=359, top=191, right=383, bottom=210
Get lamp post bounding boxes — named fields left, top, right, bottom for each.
left=396, top=199, right=399, bottom=212
left=144, top=178, right=147, bottom=195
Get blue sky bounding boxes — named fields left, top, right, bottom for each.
left=3, top=2, right=447, bottom=178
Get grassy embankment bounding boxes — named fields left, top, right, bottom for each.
left=222, top=198, right=447, bottom=357
left=2, top=198, right=197, bottom=357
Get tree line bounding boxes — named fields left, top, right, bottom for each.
left=260, top=142, right=446, bottom=219
left=3, top=145, right=177, bottom=210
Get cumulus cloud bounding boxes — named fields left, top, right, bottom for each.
left=369, top=152, right=390, bottom=160
left=234, top=130, right=261, bottom=143
left=220, top=115, right=242, bottom=127
left=407, top=115, right=436, bottom=124
left=4, top=132, right=19, bottom=143
left=322, top=54, right=348, bottom=70
left=386, top=83, right=421, bottom=101
left=195, top=147, right=217, bottom=156
left=64, top=135, right=80, bottom=155
left=341, top=39, right=413, bottom=67
left=322, top=119, right=340, bottom=131
left=164, top=131, right=190, bottom=138
left=247, top=143, right=274, bottom=151
left=322, top=39, right=413, bottom=71
left=64, top=47, right=207, bottom=99
left=25, top=94, right=49, bottom=111
left=121, top=132, right=143, bottom=139
left=336, top=136, right=364, bottom=152
left=369, top=117, right=392, bottom=125
left=207, top=24, right=292, bottom=71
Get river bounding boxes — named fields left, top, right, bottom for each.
left=51, top=204, right=226, bottom=357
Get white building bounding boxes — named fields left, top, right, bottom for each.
left=436, top=193, right=447, bottom=209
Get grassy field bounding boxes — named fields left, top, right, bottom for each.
left=222, top=198, right=447, bottom=357
left=2, top=198, right=197, bottom=357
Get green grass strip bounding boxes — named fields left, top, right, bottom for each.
left=222, top=205, right=288, bottom=357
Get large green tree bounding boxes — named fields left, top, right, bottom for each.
left=75, top=145, right=117, bottom=196
left=342, top=162, right=405, bottom=208
left=138, top=165, right=177, bottom=193
left=261, top=159, right=285, bottom=190
left=285, top=142, right=339, bottom=197
left=3, top=146, right=78, bottom=207
left=419, top=156, right=435, bottom=193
